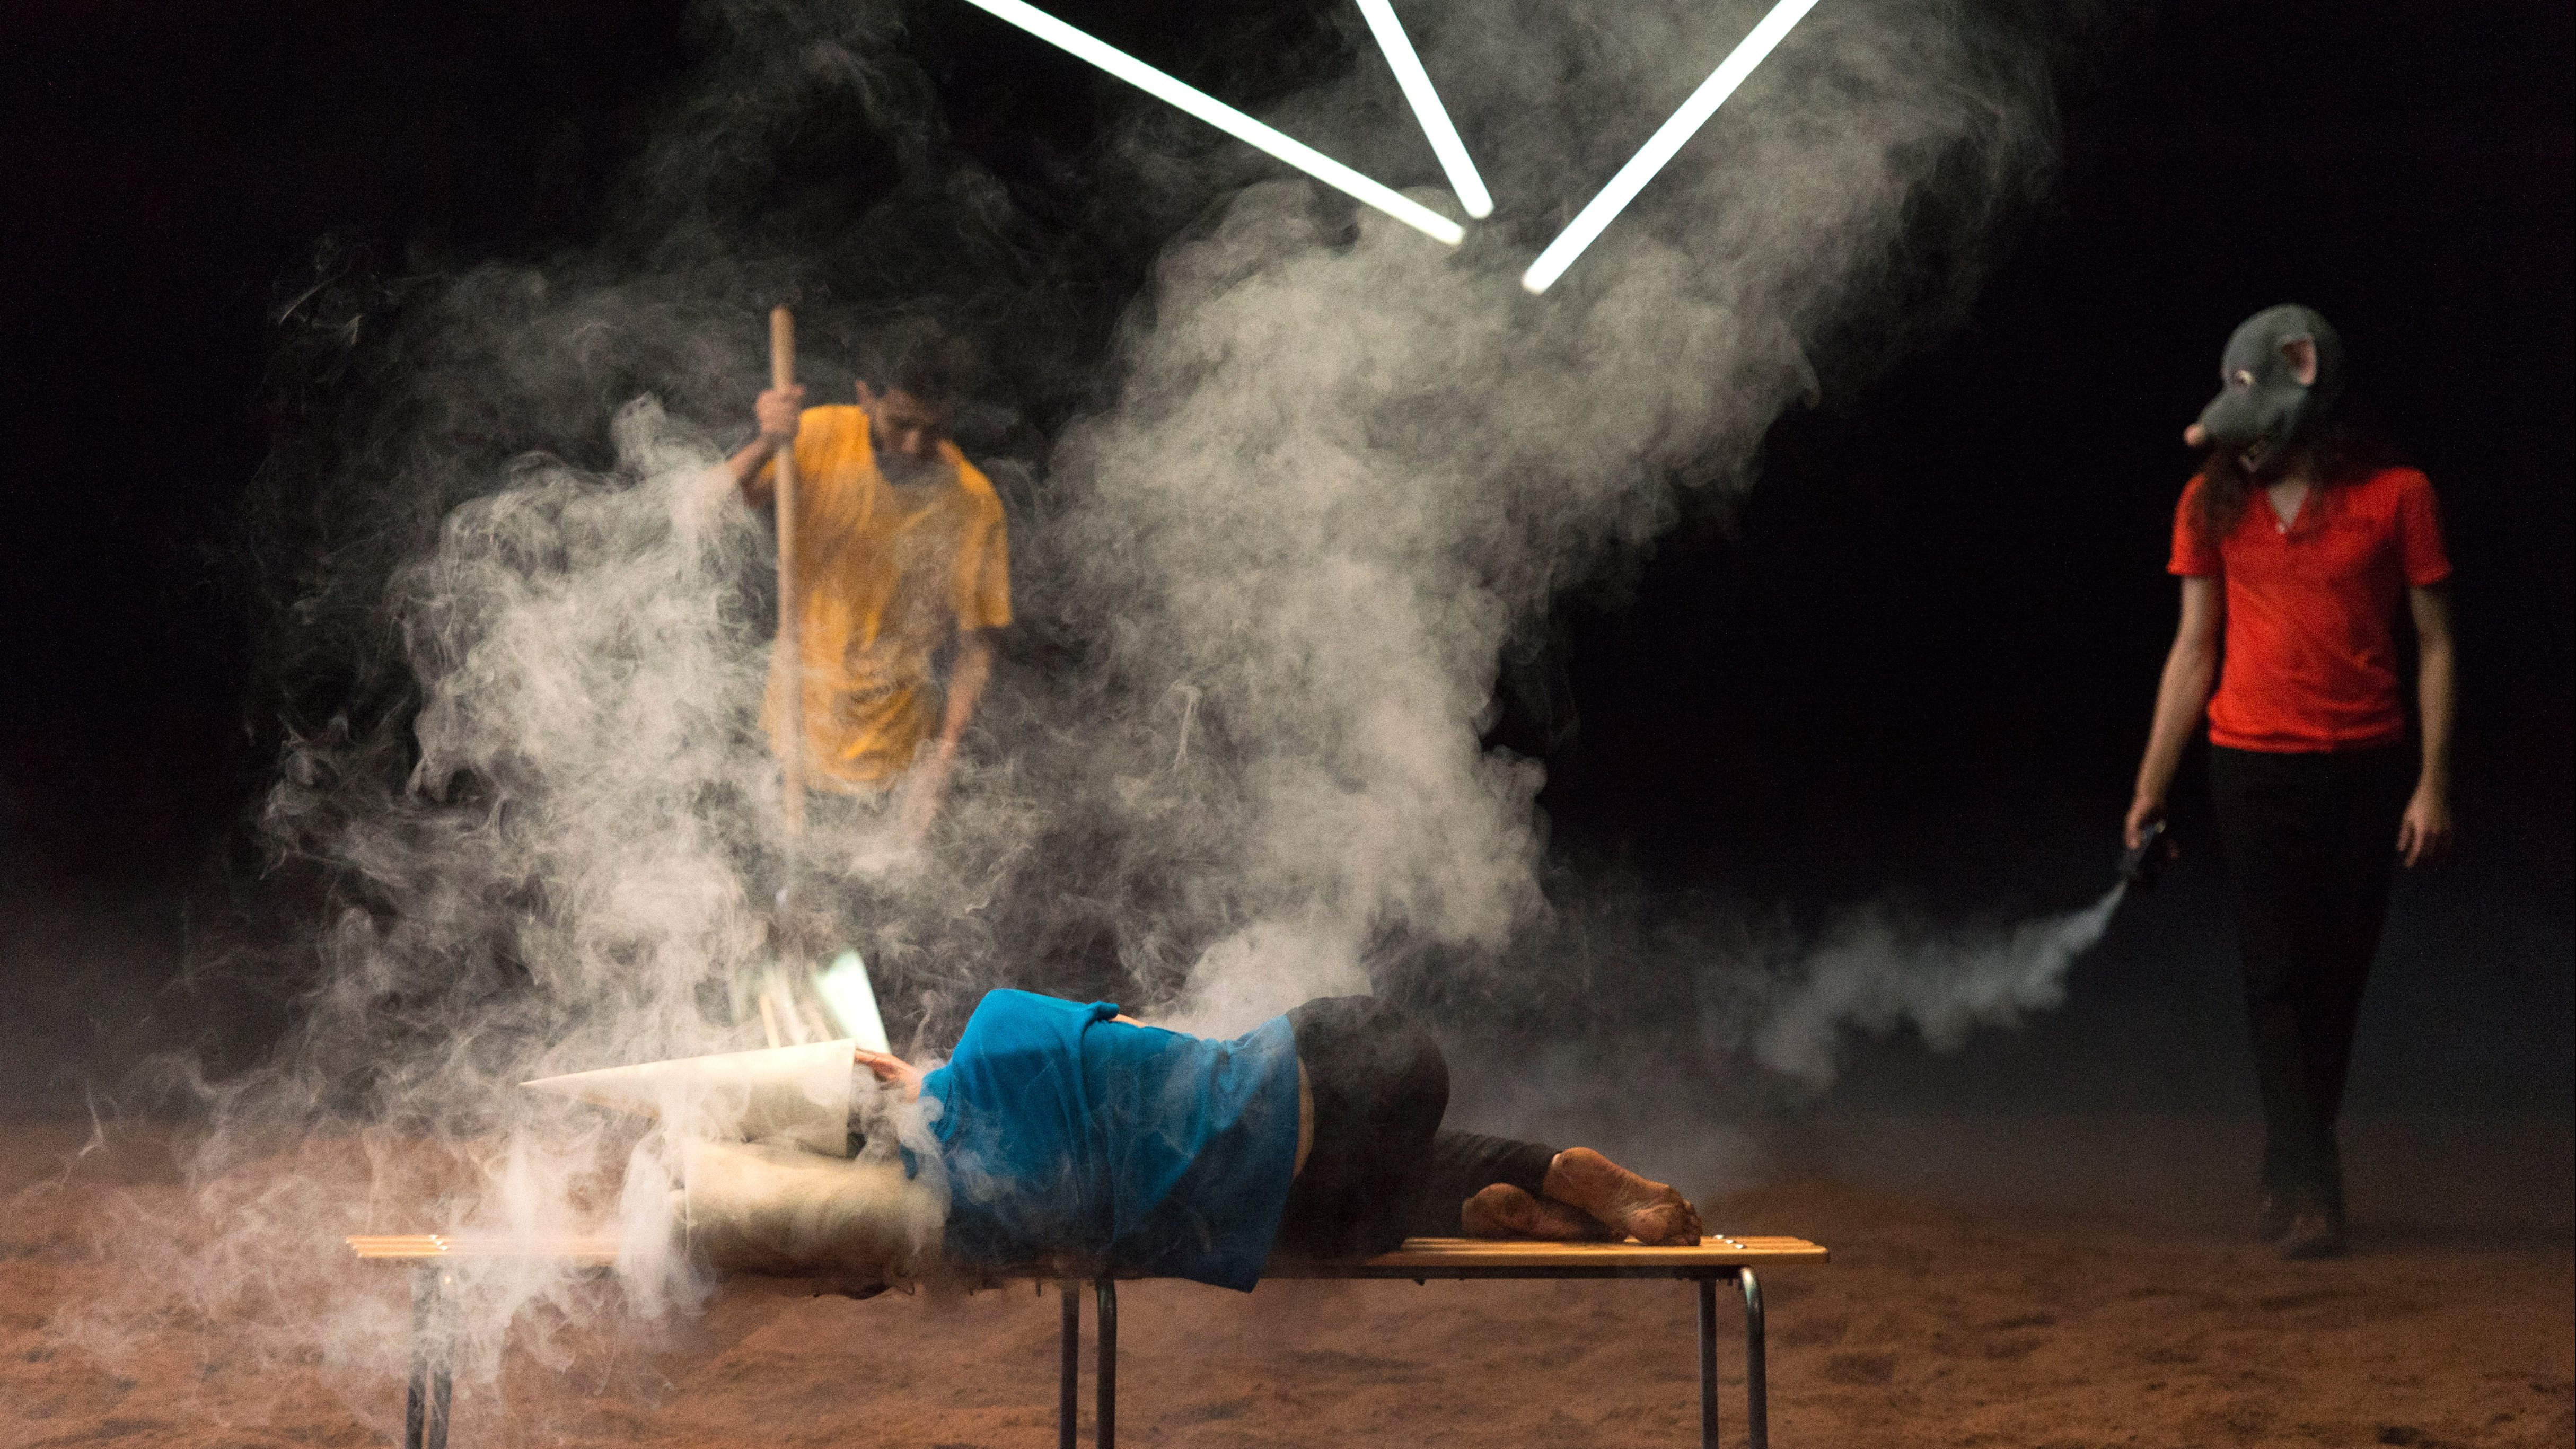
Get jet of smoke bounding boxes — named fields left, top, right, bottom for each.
left=1754, top=882, right=2129, bottom=1088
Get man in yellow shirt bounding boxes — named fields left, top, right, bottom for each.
left=723, top=325, right=1009, bottom=835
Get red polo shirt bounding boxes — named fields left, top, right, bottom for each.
left=2170, top=466, right=2450, bottom=753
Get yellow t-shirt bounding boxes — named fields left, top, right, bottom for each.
left=758, top=406, right=1011, bottom=791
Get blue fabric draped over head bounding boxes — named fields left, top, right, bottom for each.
left=920, top=990, right=1303, bottom=1291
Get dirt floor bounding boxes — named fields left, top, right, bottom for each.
left=4, top=1118, right=2569, bottom=1449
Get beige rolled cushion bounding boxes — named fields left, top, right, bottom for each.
left=680, top=1138, right=945, bottom=1282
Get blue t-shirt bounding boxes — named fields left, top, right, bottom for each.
left=920, top=990, right=1302, bottom=1292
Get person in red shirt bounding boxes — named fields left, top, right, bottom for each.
left=2124, top=305, right=2456, bottom=1261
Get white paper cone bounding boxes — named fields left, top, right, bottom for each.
left=523, top=1039, right=859, bottom=1155
left=816, top=950, right=890, bottom=1053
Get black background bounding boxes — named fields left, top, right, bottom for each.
left=1, top=0, right=2568, bottom=1119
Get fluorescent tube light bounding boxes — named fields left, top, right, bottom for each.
left=1353, top=0, right=1491, bottom=218
left=959, top=0, right=1465, bottom=245
left=1522, top=0, right=1823, bottom=293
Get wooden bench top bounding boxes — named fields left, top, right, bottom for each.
left=348, top=1234, right=624, bottom=1263
left=1277, top=1235, right=1826, bottom=1275
left=347, top=1233, right=1826, bottom=1277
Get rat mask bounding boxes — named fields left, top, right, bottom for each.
left=2194, top=304, right=2345, bottom=464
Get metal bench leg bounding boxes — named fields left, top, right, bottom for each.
left=1739, top=1268, right=1766, bottom=1449
left=1060, top=1279, right=1080, bottom=1449
left=1094, top=1277, right=1118, bottom=1449
left=1696, top=1276, right=1719, bottom=1449
left=407, top=1265, right=453, bottom=1449
left=405, top=1267, right=429, bottom=1449
left=429, top=1270, right=454, bottom=1449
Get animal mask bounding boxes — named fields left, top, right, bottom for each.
left=2194, top=304, right=2345, bottom=461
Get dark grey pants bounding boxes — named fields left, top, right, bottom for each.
left=1273, top=996, right=1557, bottom=1257
left=2207, top=742, right=2411, bottom=1214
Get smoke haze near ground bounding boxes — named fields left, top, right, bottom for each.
left=55, top=0, right=2081, bottom=1418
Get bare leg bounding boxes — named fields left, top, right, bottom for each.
left=1540, top=1147, right=1703, bottom=1246
left=1460, top=1183, right=1612, bottom=1240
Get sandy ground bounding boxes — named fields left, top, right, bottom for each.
left=4, top=1118, right=2569, bottom=1449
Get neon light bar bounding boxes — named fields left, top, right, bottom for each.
left=958, top=0, right=1465, bottom=245
left=1522, top=0, right=1823, bottom=293
left=1353, top=0, right=1491, bottom=219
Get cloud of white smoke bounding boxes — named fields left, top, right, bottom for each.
left=61, top=0, right=2074, bottom=1430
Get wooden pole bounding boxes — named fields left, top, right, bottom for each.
left=769, top=306, right=806, bottom=840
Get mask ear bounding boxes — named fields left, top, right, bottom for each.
left=2280, top=336, right=2319, bottom=387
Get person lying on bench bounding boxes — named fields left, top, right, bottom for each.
left=846, top=989, right=1701, bottom=1292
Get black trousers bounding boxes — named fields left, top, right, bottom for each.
left=2207, top=742, right=2411, bottom=1213
left=1272, top=996, right=1558, bottom=1258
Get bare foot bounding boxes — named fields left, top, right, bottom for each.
left=1461, top=1183, right=1612, bottom=1240
left=1540, top=1147, right=1704, bottom=1246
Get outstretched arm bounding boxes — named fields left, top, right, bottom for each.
left=2398, top=583, right=2456, bottom=867
left=854, top=1047, right=924, bottom=1101
left=939, top=629, right=996, bottom=750
left=899, top=629, right=995, bottom=837
left=2127, top=576, right=2223, bottom=849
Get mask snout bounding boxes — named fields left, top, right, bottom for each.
left=2194, top=387, right=2265, bottom=454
